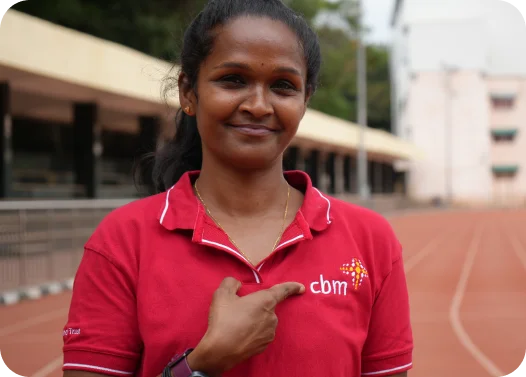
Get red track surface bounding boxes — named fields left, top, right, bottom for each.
left=1, top=209, right=525, bottom=377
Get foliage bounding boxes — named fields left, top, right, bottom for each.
left=13, top=0, right=392, bottom=131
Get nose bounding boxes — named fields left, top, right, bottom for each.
left=239, top=85, right=274, bottom=118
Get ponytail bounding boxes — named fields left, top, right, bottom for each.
left=134, top=109, right=202, bottom=195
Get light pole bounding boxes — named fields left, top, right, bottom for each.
left=443, top=64, right=456, bottom=206
left=356, top=0, right=369, bottom=201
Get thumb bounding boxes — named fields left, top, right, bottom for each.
left=267, top=282, right=305, bottom=307
left=217, top=277, right=242, bottom=296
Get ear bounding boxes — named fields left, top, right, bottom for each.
left=302, top=88, right=313, bottom=117
left=178, top=72, right=197, bottom=116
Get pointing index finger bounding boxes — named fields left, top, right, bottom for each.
left=267, top=282, right=305, bottom=307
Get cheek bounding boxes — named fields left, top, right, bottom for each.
left=198, top=87, right=238, bottom=122
left=275, top=99, right=305, bottom=132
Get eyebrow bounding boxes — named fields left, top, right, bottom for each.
left=214, top=62, right=302, bottom=77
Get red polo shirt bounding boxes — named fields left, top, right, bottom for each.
left=63, top=170, right=413, bottom=377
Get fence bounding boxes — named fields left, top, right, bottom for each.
left=0, top=199, right=133, bottom=294
left=0, top=194, right=420, bottom=295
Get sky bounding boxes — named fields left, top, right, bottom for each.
left=362, top=0, right=396, bottom=44
left=316, top=0, right=397, bottom=44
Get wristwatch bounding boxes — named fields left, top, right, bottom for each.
left=162, top=349, right=213, bottom=377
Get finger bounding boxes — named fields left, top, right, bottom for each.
left=217, top=277, right=242, bottom=296
left=267, top=282, right=305, bottom=306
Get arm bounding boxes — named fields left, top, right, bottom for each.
left=62, top=247, right=142, bottom=376
left=361, top=250, right=414, bottom=377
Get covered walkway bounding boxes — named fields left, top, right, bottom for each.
left=0, top=10, right=422, bottom=199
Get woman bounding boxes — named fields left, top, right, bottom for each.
left=62, top=0, right=413, bottom=376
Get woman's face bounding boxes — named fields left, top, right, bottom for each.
left=180, top=16, right=310, bottom=171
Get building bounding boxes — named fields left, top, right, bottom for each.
left=0, top=10, right=422, bottom=202
left=390, top=0, right=526, bottom=206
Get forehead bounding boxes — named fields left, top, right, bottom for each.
left=205, top=16, right=306, bottom=73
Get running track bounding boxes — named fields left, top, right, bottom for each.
left=1, top=209, right=525, bottom=377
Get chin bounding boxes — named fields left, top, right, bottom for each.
left=225, top=148, right=282, bottom=171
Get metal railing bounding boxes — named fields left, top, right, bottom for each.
left=0, top=194, right=423, bottom=295
left=0, top=199, right=134, bottom=293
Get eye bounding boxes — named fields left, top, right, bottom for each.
left=272, top=80, right=298, bottom=92
left=218, top=75, right=245, bottom=87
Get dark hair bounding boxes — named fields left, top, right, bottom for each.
left=137, top=0, right=322, bottom=194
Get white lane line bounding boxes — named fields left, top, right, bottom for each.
left=31, top=356, right=63, bottom=377
left=0, top=308, right=68, bottom=337
left=449, top=225, right=504, bottom=377
left=508, top=232, right=526, bottom=272
left=404, top=228, right=456, bottom=273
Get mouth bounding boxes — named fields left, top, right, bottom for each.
left=226, top=123, right=277, bottom=136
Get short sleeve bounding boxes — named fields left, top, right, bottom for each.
left=62, top=247, right=141, bottom=376
left=361, top=255, right=413, bottom=376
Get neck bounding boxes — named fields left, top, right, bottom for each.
left=196, top=156, right=289, bottom=218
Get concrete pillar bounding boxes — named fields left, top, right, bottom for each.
left=368, top=160, right=374, bottom=194
left=374, top=162, right=383, bottom=194
left=343, top=156, right=351, bottom=193
left=334, top=154, right=345, bottom=195
left=349, top=156, right=358, bottom=194
left=383, top=163, right=394, bottom=193
left=295, top=147, right=307, bottom=172
left=74, top=103, right=101, bottom=198
left=137, top=116, right=160, bottom=186
left=319, top=151, right=330, bottom=193
left=0, top=83, right=12, bottom=198
left=305, top=149, right=321, bottom=188
left=326, top=152, right=336, bottom=194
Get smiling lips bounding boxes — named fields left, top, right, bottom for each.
left=227, top=123, right=276, bottom=136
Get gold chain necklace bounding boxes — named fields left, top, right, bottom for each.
left=194, top=179, right=290, bottom=266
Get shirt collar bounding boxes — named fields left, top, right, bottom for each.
left=157, top=170, right=333, bottom=232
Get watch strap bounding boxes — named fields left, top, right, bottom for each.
left=165, top=349, right=194, bottom=377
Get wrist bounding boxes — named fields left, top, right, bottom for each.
left=186, top=340, right=223, bottom=377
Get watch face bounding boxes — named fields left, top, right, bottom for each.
left=190, top=373, right=210, bottom=377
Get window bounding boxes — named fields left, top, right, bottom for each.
left=490, top=94, right=516, bottom=109
left=491, top=129, right=518, bottom=142
left=492, top=165, right=519, bottom=178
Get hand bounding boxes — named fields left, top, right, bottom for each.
left=187, top=277, right=305, bottom=376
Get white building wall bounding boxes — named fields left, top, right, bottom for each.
left=406, top=72, right=492, bottom=203
left=488, top=78, right=526, bottom=205
left=390, top=0, right=526, bottom=205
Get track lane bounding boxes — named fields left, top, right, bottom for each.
left=459, top=216, right=526, bottom=376
left=0, top=293, right=71, bottom=377
left=394, top=212, right=491, bottom=377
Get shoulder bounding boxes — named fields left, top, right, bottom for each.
left=84, top=193, right=167, bottom=260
